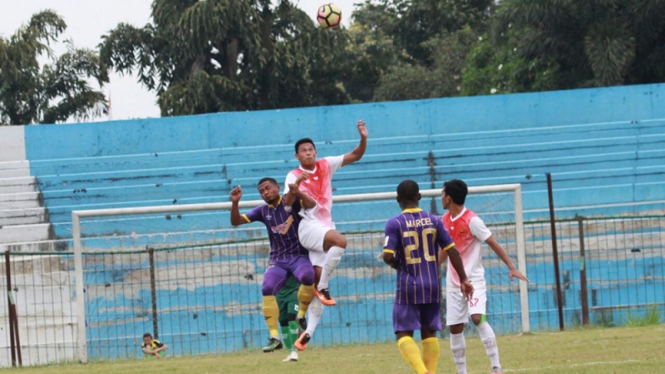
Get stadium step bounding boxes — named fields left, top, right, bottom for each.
left=0, top=207, right=47, bottom=226
left=0, top=160, right=31, bottom=179
left=0, top=176, right=37, bottom=194
left=0, top=191, right=42, bottom=209
left=0, top=223, right=52, bottom=244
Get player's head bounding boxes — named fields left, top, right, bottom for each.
left=442, top=179, right=467, bottom=210
left=257, top=177, right=280, bottom=205
left=396, top=180, right=421, bottom=209
left=295, top=138, right=317, bottom=169
left=143, top=333, right=153, bottom=345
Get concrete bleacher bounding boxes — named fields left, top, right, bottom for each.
left=21, top=116, right=665, bottom=244
left=0, top=161, right=52, bottom=244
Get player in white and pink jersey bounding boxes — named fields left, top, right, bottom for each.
left=440, top=179, right=529, bottom=374
left=284, top=120, right=368, bottom=351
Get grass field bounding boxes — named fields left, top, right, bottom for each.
left=7, top=325, right=664, bottom=374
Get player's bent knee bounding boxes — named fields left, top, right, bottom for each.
left=324, top=230, right=347, bottom=249
left=471, top=314, right=484, bottom=326
left=449, top=323, right=465, bottom=334
left=298, top=269, right=315, bottom=286
left=261, top=284, right=277, bottom=296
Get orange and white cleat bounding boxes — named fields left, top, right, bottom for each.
left=294, top=332, right=311, bottom=351
left=314, top=288, right=336, bottom=306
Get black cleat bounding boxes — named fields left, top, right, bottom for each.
left=296, top=317, right=308, bottom=334
left=262, top=337, right=283, bottom=353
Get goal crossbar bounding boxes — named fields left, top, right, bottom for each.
left=71, top=183, right=528, bottom=363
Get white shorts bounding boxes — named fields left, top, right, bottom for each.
left=298, top=218, right=334, bottom=267
left=445, top=282, right=487, bottom=326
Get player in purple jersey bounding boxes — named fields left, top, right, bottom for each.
left=230, top=177, right=317, bottom=353
left=383, top=180, right=473, bottom=374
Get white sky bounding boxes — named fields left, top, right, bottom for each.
left=0, top=0, right=359, bottom=122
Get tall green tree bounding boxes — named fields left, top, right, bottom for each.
left=100, top=0, right=349, bottom=116
left=483, top=0, right=665, bottom=90
left=374, top=27, right=481, bottom=101
left=0, top=10, right=109, bottom=125
left=345, top=0, right=494, bottom=102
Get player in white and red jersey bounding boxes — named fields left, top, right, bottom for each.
left=440, top=179, right=529, bottom=374
left=284, top=120, right=368, bottom=351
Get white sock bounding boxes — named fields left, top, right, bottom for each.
left=317, top=246, right=344, bottom=290
left=305, top=297, right=324, bottom=337
left=477, top=322, right=501, bottom=368
left=450, top=332, right=467, bottom=374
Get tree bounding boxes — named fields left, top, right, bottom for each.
left=0, top=10, right=109, bottom=125
left=488, top=0, right=665, bottom=89
left=374, top=27, right=481, bottom=101
left=461, top=30, right=560, bottom=96
left=344, top=0, right=495, bottom=102
left=100, top=0, right=350, bottom=116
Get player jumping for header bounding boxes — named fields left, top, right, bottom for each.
left=230, top=178, right=318, bottom=352
left=284, top=120, right=368, bottom=351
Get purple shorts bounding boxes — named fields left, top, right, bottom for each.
left=393, top=303, right=442, bottom=333
left=262, top=255, right=314, bottom=295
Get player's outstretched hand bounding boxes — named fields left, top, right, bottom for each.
left=509, top=268, right=529, bottom=283
left=288, top=183, right=300, bottom=194
left=357, top=119, right=368, bottom=138
left=461, top=280, right=474, bottom=300
left=296, top=171, right=310, bottom=185
left=230, top=186, right=242, bottom=203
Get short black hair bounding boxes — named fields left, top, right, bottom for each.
left=143, top=333, right=152, bottom=339
left=443, top=179, right=467, bottom=205
left=397, top=180, right=420, bottom=201
left=295, top=138, right=315, bottom=153
left=258, top=177, right=279, bottom=187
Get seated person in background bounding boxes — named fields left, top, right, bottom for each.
left=142, top=332, right=168, bottom=359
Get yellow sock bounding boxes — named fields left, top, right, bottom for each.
left=422, top=337, right=440, bottom=373
left=297, top=284, right=314, bottom=318
left=398, top=336, right=429, bottom=374
left=262, top=296, right=280, bottom=338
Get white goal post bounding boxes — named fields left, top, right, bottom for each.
left=72, top=184, right=528, bottom=363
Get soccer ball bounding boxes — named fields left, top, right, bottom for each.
left=317, top=3, right=342, bottom=28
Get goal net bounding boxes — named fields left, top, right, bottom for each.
left=69, top=184, right=527, bottom=363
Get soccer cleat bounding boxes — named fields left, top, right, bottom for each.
left=491, top=367, right=504, bottom=374
left=314, top=288, right=337, bottom=306
left=282, top=351, right=299, bottom=362
left=262, top=337, right=283, bottom=353
left=296, top=316, right=308, bottom=334
left=294, top=332, right=311, bottom=351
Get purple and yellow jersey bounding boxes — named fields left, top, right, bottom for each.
left=242, top=196, right=308, bottom=261
left=383, top=208, right=455, bottom=304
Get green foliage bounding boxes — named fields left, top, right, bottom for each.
left=374, top=27, right=480, bottom=101
left=346, top=0, right=494, bottom=102
left=625, top=305, right=663, bottom=327
left=490, top=0, right=665, bottom=89
left=100, top=0, right=350, bottom=116
left=0, top=10, right=108, bottom=125
left=461, top=31, right=559, bottom=96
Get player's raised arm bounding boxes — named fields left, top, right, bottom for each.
left=230, top=186, right=248, bottom=226
left=288, top=182, right=316, bottom=209
left=283, top=171, right=310, bottom=207
left=342, top=120, right=368, bottom=166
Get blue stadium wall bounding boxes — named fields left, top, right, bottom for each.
left=16, top=83, right=665, bottom=359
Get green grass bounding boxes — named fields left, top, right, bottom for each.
left=7, top=325, right=665, bottom=374
left=625, top=305, right=663, bottom=327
